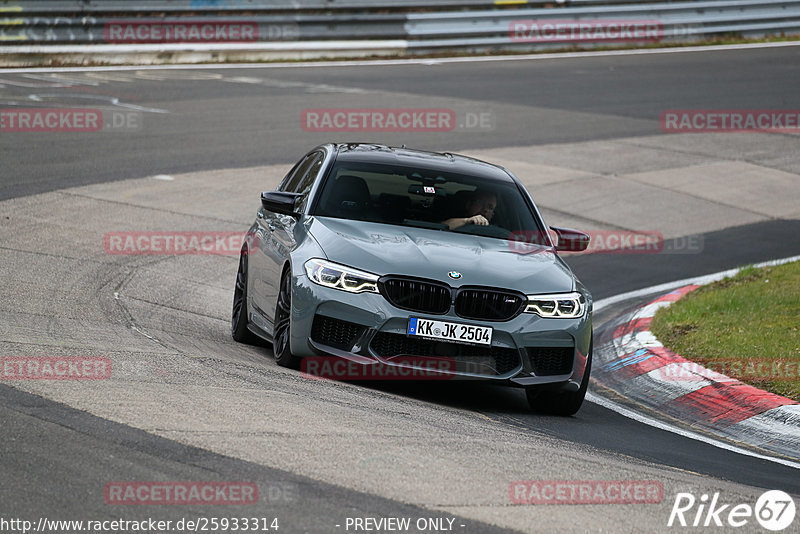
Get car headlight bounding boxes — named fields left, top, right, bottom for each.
left=524, top=292, right=586, bottom=318
left=304, top=259, right=379, bottom=294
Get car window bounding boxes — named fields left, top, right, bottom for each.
left=312, top=161, right=545, bottom=242
left=277, top=159, right=305, bottom=192
left=279, top=151, right=322, bottom=194
left=293, top=152, right=325, bottom=211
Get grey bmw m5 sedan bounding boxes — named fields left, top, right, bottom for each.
left=232, top=143, right=593, bottom=415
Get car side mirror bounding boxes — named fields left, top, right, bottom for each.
left=260, top=191, right=302, bottom=218
left=550, top=226, right=590, bottom=252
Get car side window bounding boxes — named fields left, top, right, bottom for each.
left=279, top=154, right=312, bottom=193
left=293, top=153, right=325, bottom=211
left=278, top=152, right=325, bottom=194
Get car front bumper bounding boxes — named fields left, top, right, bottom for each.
left=290, top=274, right=592, bottom=389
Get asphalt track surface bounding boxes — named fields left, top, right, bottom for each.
left=1, top=46, right=800, bottom=533
left=2, top=45, right=800, bottom=200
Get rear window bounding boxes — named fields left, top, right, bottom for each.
left=312, top=161, right=546, bottom=242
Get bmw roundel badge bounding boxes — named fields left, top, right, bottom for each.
left=448, top=271, right=462, bottom=280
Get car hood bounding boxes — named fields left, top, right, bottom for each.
left=308, top=217, right=575, bottom=293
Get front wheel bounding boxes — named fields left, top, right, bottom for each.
left=232, top=248, right=258, bottom=344
left=273, top=269, right=301, bottom=369
left=526, top=339, right=592, bottom=416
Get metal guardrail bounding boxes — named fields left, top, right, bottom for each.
left=406, top=0, right=800, bottom=50
left=1, top=0, right=799, bottom=59
left=6, top=0, right=506, bottom=13
left=0, top=1, right=679, bottom=13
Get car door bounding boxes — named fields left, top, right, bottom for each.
left=251, top=151, right=325, bottom=327
left=249, top=155, right=309, bottom=325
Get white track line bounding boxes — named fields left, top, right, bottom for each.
left=2, top=40, right=799, bottom=74
left=589, top=254, right=800, bottom=469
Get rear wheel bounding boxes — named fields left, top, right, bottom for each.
left=273, top=269, right=301, bottom=369
left=526, top=338, right=592, bottom=416
left=231, top=248, right=258, bottom=344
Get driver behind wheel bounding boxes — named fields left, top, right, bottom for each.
left=443, top=189, right=497, bottom=230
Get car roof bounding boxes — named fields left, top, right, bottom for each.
left=331, top=143, right=516, bottom=184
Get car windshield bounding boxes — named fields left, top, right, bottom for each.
left=312, top=161, right=548, bottom=243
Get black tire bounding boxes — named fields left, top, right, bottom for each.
left=273, top=269, right=301, bottom=369
left=232, top=248, right=258, bottom=344
left=526, top=338, right=592, bottom=416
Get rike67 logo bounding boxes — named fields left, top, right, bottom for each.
left=668, top=490, right=796, bottom=530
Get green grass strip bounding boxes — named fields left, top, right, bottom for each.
left=651, top=261, right=800, bottom=402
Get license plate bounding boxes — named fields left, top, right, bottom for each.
left=407, top=317, right=492, bottom=346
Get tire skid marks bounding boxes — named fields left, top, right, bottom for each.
left=27, top=92, right=168, bottom=114
left=0, top=69, right=364, bottom=113
left=49, top=69, right=364, bottom=93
